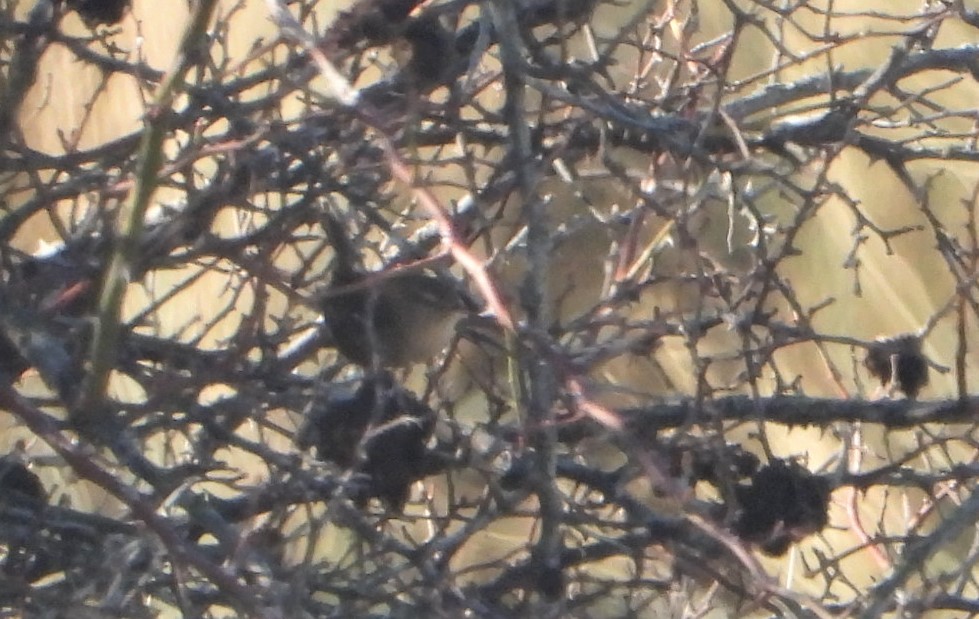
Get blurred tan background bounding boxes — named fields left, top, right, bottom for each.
left=6, top=0, right=979, bottom=615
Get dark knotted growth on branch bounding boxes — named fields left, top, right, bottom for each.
left=65, top=0, right=131, bottom=26
left=0, top=455, right=46, bottom=505
left=864, top=334, right=929, bottom=400
left=534, top=557, right=566, bottom=601
left=733, top=459, right=831, bottom=557
left=0, top=239, right=105, bottom=394
left=0, top=453, right=48, bottom=585
left=667, top=441, right=760, bottom=486
left=0, top=239, right=103, bottom=397
left=0, top=332, right=30, bottom=382
left=325, top=0, right=425, bottom=51
left=0, top=305, right=82, bottom=402
left=392, top=15, right=459, bottom=88
left=296, top=372, right=436, bottom=511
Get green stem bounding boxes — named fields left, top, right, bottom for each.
left=78, top=0, right=219, bottom=419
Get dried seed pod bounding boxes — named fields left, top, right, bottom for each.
left=864, top=334, right=929, bottom=400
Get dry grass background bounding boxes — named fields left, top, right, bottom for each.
left=7, top=0, right=979, bottom=616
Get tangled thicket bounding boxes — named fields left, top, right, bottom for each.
left=4, top=0, right=979, bottom=617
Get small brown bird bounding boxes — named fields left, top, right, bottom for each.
left=322, top=270, right=469, bottom=367
left=319, top=213, right=471, bottom=367
left=297, top=372, right=436, bottom=511
left=864, top=334, right=929, bottom=400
